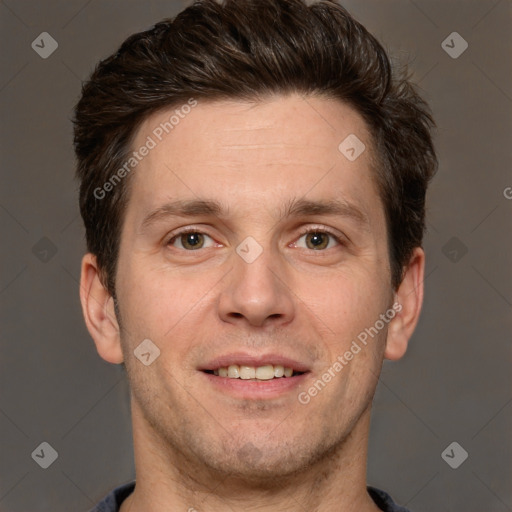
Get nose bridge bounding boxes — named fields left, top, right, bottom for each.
left=218, top=234, right=295, bottom=327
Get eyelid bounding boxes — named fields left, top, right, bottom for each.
left=165, top=225, right=218, bottom=247
left=165, top=224, right=348, bottom=249
left=294, top=224, right=347, bottom=247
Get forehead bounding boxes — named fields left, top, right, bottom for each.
left=126, top=94, right=381, bottom=224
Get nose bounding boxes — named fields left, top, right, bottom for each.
left=217, top=242, right=295, bottom=328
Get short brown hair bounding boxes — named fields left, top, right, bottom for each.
left=73, top=0, right=437, bottom=296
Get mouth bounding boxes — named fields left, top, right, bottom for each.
left=203, top=364, right=306, bottom=380
left=199, top=354, right=311, bottom=399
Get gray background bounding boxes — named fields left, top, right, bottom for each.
left=1, top=0, right=511, bottom=511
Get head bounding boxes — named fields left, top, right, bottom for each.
left=75, top=0, right=436, bottom=483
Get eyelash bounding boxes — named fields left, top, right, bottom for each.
left=165, top=226, right=345, bottom=251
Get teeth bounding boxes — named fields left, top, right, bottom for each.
left=228, top=365, right=240, bottom=378
left=239, top=366, right=256, bottom=379
left=255, top=365, right=274, bottom=380
left=211, top=364, right=297, bottom=380
left=274, top=365, right=284, bottom=378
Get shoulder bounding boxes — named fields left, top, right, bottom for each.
left=88, top=481, right=135, bottom=512
left=88, top=482, right=409, bottom=512
left=367, top=486, right=413, bottom=512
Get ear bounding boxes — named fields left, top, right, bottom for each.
left=384, top=247, right=425, bottom=361
left=79, top=253, right=124, bottom=364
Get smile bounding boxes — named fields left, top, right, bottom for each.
left=204, top=364, right=305, bottom=380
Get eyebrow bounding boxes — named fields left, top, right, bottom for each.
left=139, top=197, right=370, bottom=232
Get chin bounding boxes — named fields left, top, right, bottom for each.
left=195, top=430, right=342, bottom=485
left=203, top=453, right=309, bottom=484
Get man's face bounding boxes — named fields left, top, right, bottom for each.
left=114, top=94, right=395, bottom=478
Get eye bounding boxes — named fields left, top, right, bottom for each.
left=293, top=227, right=344, bottom=251
left=165, top=226, right=345, bottom=252
left=166, top=228, right=217, bottom=251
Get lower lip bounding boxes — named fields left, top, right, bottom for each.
left=200, top=371, right=309, bottom=400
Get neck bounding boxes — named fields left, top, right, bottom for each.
left=121, top=399, right=381, bottom=512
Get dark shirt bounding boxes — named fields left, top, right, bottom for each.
left=89, top=481, right=412, bottom=511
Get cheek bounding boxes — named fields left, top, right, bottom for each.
left=117, top=263, right=219, bottom=350
left=301, top=265, right=390, bottom=338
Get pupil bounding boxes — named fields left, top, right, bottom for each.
left=184, top=233, right=202, bottom=248
left=309, top=232, right=327, bottom=249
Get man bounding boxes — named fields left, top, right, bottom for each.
left=74, top=0, right=437, bottom=510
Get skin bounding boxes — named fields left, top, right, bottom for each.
left=80, top=93, right=424, bottom=512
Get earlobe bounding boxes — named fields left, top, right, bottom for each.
left=384, top=247, right=425, bottom=361
left=79, top=253, right=124, bottom=364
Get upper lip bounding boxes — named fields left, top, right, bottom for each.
left=199, top=353, right=311, bottom=373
